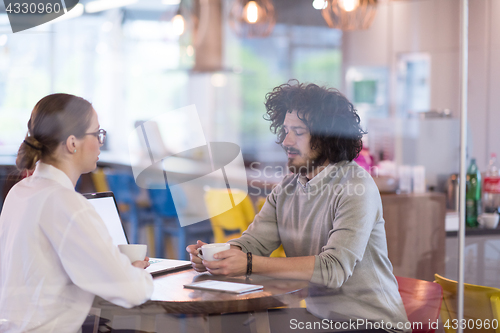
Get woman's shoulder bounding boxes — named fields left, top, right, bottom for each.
left=3, top=176, right=94, bottom=231
left=40, top=183, right=94, bottom=218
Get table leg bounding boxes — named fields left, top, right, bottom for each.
left=130, top=204, right=139, bottom=244
left=477, top=240, right=485, bottom=286
left=249, top=311, right=270, bottom=333
left=178, top=225, right=187, bottom=260
left=155, top=216, right=164, bottom=258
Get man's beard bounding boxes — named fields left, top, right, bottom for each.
left=284, top=146, right=327, bottom=175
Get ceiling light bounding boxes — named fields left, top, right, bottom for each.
left=322, top=0, right=377, bottom=31
left=312, top=0, right=327, bottom=10
left=172, top=14, right=185, bottom=35
left=243, top=1, right=259, bottom=23
left=229, top=0, right=276, bottom=38
left=338, top=0, right=359, bottom=12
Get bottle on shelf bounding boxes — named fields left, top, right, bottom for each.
left=466, top=158, right=481, bottom=227
left=483, top=153, right=500, bottom=214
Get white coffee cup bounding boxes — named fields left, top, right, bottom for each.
left=118, top=244, right=147, bottom=263
left=197, top=243, right=230, bottom=261
left=478, top=213, right=500, bottom=229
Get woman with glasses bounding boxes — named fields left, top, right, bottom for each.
left=0, top=93, right=153, bottom=333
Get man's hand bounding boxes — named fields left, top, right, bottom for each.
left=186, top=240, right=207, bottom=272
left=132, top=256, right=150, bottom=269
left=202, top=248, right=247, bottom=277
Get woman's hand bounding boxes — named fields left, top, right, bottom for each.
left=202, top=248, right=247, bottom=277
left=186, top=240, right=207, bottom=272
left=132, top=257, right=150, bottom=269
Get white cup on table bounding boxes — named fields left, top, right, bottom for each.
left=118, top=244, right=147, bottom=263
left=478, top=213, right=500, bottom=229
left=197, top=243, right=230, bottom=261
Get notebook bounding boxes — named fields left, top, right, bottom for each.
left=83, top=191, right=191, bottom=276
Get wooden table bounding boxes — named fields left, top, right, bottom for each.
left=92, top=268, right=308, bottom=332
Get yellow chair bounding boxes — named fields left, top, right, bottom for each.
left=204, top=190, right=288, bottom=258
left=204, top=189, right=256, bottom=243
left=434, top=274, right=500, bottom=333
left=255, top=196, right=267, bottom=212
left=90, top=168, right=110, bottom=193
left=256, top=196, right=286, bottom=258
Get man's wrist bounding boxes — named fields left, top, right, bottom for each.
left=246, top=252, right=252, bottom=278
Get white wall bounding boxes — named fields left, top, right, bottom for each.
left=343, top=0, right=498, bottom=171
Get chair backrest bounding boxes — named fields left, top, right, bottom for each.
left=148, top=186, right=185, bottom=218
left=256, top=196, right=266, bottom=213
left=396, top=276, right=443, bottom=333
left=434, top=274, right=500, bottom=333
left=91, top=168, right=110, bottom=193
left=105, top=172, right=138, bottom=205
left=204, top=188, right=255, bottom=243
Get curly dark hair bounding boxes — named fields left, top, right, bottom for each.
left=264, top=80, right=366, bottom=164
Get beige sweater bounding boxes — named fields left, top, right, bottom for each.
left=229, top=161, right=410, bottom=332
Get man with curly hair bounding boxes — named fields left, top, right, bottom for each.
left=187, top=81, right=409, bottom=332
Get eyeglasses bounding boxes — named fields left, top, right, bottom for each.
left=85, top=129, right=106, bottom=144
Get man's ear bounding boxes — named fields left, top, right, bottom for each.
left=65, top=135, right=78, bottom=153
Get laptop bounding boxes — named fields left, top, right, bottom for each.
left=83, top=191, right=192, bottom=276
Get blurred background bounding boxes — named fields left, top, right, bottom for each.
left=1, top=0, right=498, bottom=170
left=1, top=0, right=500, bottom=289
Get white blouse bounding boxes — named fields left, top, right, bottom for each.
left=0, top=163, right=153, bottom=333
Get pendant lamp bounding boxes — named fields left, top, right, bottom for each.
left=322, top=0, right=378, bottom=31
left=229, top=0, right=276, bottom=38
